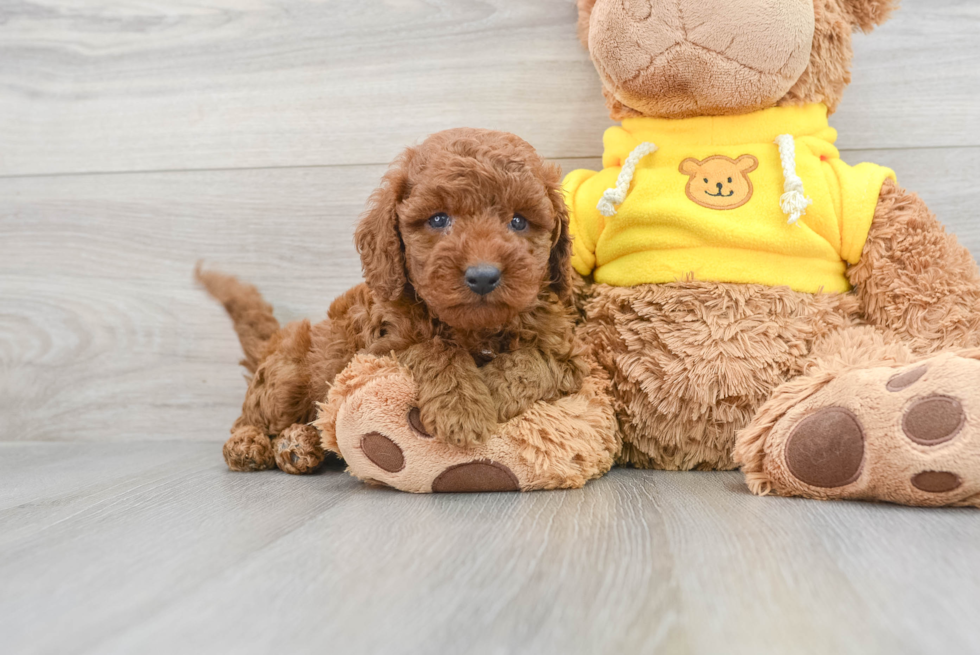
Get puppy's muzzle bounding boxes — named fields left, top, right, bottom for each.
left=465, top=264, right=502, bottom=296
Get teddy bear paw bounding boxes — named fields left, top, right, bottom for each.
left=355, top=417, right=521, bottom=493
left=315, top=354, right=619, bottom=493
left=750, top=352, right=980, bottom=507
left=328, top=364, right=526, bottom=493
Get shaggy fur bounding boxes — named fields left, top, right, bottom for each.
left=579, top=280, right=863, bottom=470
left=847, top=180, right=980, bottom=354
left=200, top=128, right=589, bottom=473
left=578, top=177, right=980, bottom=474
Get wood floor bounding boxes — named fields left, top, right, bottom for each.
left=2, top=1, right=980, bottom=653
left=4, top=442, right=980, bottom=655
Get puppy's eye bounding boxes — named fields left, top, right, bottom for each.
left=510, top=214, right=528, bottom=231
left=427, top=213, right=451, bottom=229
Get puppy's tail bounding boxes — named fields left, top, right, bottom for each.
left=195, top=262, right=280, bottom=373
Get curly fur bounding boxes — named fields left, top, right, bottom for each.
left=200, top=128, right=589, bottom=472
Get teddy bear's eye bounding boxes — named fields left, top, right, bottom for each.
left=728, top=177, right=733, bottom=184
left=703, top=178, right=708, bottom=183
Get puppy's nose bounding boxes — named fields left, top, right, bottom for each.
left=465, top=264, right=501, bottom=296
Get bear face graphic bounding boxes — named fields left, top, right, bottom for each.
left=679, top=155, right=759, bottom=210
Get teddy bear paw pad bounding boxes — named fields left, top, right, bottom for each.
left=339, top=405, right=525, bottom=493
left=759, top=353, right=980, bottom=507
left=431, top=460, right=520, bottom=493
left=784, top=407, right=865, bottom=488
left=902, top=395, right=965, bottom=445
left=323, top=353, right=619, bottom=493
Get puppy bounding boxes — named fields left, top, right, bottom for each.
left=199, top=128, right=590, bottom=473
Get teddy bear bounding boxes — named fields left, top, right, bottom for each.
left=565, top=0, right=980, bottom=507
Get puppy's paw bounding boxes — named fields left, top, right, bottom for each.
left=224, top=425, right=276, bottom=472
left=421, top=396, right=498, bottom=448
left=273, top=424, right=325, bottom=474
left=483, top=377, right=534, bottom=423
left=481, top=350, right=590, bottom=423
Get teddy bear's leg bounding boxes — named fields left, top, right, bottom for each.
left=734, top=326, right=980, bottom=508
left=577, top=282, right=862, bottom=471
left=223, top=424, right=276, bottom=472
left=313, top=354, right=619, bottom=493
left=848, top=179, right=980, bottom=353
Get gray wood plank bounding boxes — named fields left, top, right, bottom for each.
left=0, top=442, right=355, bottom=655
left=0, top=0, right=977, bottom=176
left=3, top=149, right=979, bottom=443
left=0, top=165, right=373, bottom=443
left=0, top=442, right=977, bottom=655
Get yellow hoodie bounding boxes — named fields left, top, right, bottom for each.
left=563, top=104, right=896, bottom=293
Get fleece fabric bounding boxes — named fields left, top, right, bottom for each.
left=564, top=103, right=896, bottom=293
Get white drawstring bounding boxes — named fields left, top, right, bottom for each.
left=597, top=142, right=658, bottom=217
left=598, top=136, right=811, bottom=225
left=774, top=134, right=812, bottom=225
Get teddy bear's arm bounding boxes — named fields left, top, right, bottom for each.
left=563, top=167, right=618, bottom=276
left=846, top=179, right=980, bottom=352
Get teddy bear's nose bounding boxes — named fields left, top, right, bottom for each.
left=716, top=182, right=724, bottom=190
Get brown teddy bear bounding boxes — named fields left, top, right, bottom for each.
left=567, top=0, right=980, bottom=507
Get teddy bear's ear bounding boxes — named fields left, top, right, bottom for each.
left=679, top=158, right=702, bottom=177
left=577, top=0, right=598, bottom=48
left=840, top=0, right=898, bottom=33
left=736, top=155, right=759, bottom=174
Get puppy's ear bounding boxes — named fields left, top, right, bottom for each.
left=577, top=0, right=598, bottom=48
left=545, top=162, right=573, bottom=300
left=840, top=0, right=897, bottom=32
left=354, top=151, right=412, bottom=302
